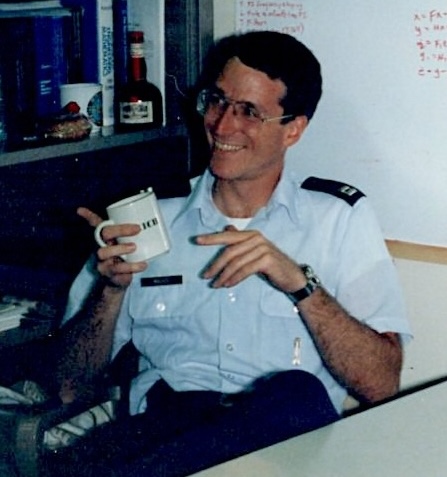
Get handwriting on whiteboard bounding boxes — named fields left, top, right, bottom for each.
left=236, top=1, right=308, bottom=37
left=414, top=9, right=447, bottom=79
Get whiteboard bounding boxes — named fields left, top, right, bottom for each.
left=235, top=1, right=447, bottom=246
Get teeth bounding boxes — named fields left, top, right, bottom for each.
left=214, top=140, right=243, bottom=152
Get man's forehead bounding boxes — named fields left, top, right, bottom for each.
left=216, top=57, right=286, bottom=104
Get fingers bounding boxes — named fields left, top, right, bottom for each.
left=206, top=243, right=271, bottom=288
left=197, top=227, right=303, bottom=291
left=77, top=207, right=103, bottom=227
left=198, top=229, right=268, bottom=287
left=97, top=243, right=148, bottom=288
left=195, top=227, right=247, bottom=247
left=96, top=242, right=137, bottom=262
left=99, top=223, right=141, bottom=244
left=77, top=207, right=146, bottom=288
left=78, top=207, right=141, bottom=243
left=98, top=258, right=147, bottom=288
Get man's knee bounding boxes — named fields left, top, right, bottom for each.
left=250, top=370, right=340, bottom=423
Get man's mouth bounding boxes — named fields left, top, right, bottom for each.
left=214, top=140, right=244, bottom=152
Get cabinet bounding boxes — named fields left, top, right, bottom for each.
left=0, top=0, right=213, bottom=320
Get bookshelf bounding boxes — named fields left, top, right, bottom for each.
left=0, top=0, right=214, bottom=168
left=0, top=124, right=186, bottom=167
left=0, top=0, right=213, bottom=323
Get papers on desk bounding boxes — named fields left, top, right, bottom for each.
left=0, top=296, right=38, bottom=332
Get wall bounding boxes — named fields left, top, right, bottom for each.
left=396, top=259, right=447, bottom=391
left=216, top=1, right=447, bottom=247
left=213, top=2, right=235, bottom=40
left=213, top=1, right=447, bottom=394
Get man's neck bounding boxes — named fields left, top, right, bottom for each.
left=212, top=173, right=281, bottom=218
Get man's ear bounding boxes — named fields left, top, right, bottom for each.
left=283, top=115, right=308, bottom=147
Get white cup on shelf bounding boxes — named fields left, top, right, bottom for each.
left=60, top=83, right=103, bottom=135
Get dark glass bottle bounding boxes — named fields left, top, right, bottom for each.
left=118, top=31, right=163, bottom=130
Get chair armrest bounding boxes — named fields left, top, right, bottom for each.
left=11, top=340, right=137, bottom=477
left=13, top=388, right=119, bottom=477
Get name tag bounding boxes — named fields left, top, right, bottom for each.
left=140, top=275, right=183, bottom=287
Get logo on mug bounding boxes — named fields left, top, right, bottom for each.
left=141, top=217, right=159, bottom=230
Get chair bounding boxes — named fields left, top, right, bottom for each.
left=3, top=340, right=138, bottom=477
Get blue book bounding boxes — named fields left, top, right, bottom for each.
left=113, top=0, right=128, bottom=90
left=0, top=17, right=35, bottom=145
left=61, top=0, right=97, bottom=82
left=0, top=12, right=70, bottom=147
left=65, top=5, right=83, bottom=82
left=33, top=14, right=69, bottom=117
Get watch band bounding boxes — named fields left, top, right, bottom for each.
left=287, top=265, right=320, bottom=304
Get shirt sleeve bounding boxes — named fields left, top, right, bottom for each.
left=61, top=254, right=99, bottom=325
left=334, top=198, right=412, bottom=344
left=61, top=254, right=133, bottom=358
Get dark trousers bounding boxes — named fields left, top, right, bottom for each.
left=48, top=370, right=339, bottom=477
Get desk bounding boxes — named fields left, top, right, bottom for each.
left=192, top=381, right=447, bottom=477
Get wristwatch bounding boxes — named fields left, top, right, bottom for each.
left=287, top=265, right=321, bottom=304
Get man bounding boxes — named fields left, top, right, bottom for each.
left=54, top=31, right=411, bottom=476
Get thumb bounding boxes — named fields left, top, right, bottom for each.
left=77, top=207, right=103, bottom=227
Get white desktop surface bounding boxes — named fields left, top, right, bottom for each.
left=192, top=381, right=447, bottom=477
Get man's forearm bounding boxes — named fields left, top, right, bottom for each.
left=298, top=287, right=402, bottom=403
left=56, top=281, right=126, bottom=403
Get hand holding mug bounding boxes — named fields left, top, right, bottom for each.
left=77, top=207, right=145, bottom=289
left=94, top=188, right=170, bottom=263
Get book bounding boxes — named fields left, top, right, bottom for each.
left=0, top=17, right=35, bottom=146
left=0, top=298, right=37, bottom=332
left=98, top=0, right=114, bottom=128
left=113, top=0, right=128, bottom=90
left=33, top=14, right=69, bottom=117
left=0, top=11, right=70, bottom=147
left=0, top=1, right=62, bottom=11
left=0, top=0, right=67, bottom=18
left=0, top=8, right=67, bottom=17
left=112, top=0, right=128, bottom=123
left=65, top=5, right=83, bottom=83
left=61, top=0, right=115, bottom=128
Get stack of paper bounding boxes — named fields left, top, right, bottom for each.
left=0, top=297, right=37, bottom=332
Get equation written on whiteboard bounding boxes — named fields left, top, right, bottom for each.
left=414, top=9, right=447, bottom=79
left=236, top=1, right=308, bottom=37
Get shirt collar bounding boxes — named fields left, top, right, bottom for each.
left=172, top=166, right=301, bottom=229
left=172, top=170, right=225, bottom=230
left=267, top=165, right=301, bottom=225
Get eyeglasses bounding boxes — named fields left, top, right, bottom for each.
left=196, top=89, right=294, bottom=125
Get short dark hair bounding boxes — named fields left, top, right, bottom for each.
left=196, top=31, right=322, bottom=121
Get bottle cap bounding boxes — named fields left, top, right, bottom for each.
left=129, top=31, right=144, bottom=43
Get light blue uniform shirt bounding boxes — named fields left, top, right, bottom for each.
left=63, top=167, right=412, bottom=415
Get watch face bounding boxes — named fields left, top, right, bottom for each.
left=287, top=265, right=321, bottom=304
left=302, top=265, right=320, bottom=287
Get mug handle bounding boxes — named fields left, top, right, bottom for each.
left=94, top=219, right=115, bottom=247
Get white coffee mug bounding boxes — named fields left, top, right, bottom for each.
left=94, top=188, right=170, bottom=262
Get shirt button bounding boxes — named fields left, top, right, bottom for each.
left=156, top=302, right=166, bottom=312
left=226, top=343, right=234, bottom=352
left=228, top=292, right=237, bottom=303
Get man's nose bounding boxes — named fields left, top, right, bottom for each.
left=212, top=103, right=240, bottom=132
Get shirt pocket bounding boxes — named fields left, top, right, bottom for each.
left=128, top=280, right=202, bottom=323
left=257, top=288, right=311, bottom=370
left=127, top=281, right=211, bottom=368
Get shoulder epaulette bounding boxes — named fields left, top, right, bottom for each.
left=301, top=176, right=365, bottom=206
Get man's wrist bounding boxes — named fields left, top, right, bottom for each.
left=286, top=265, right=321, bottom=304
